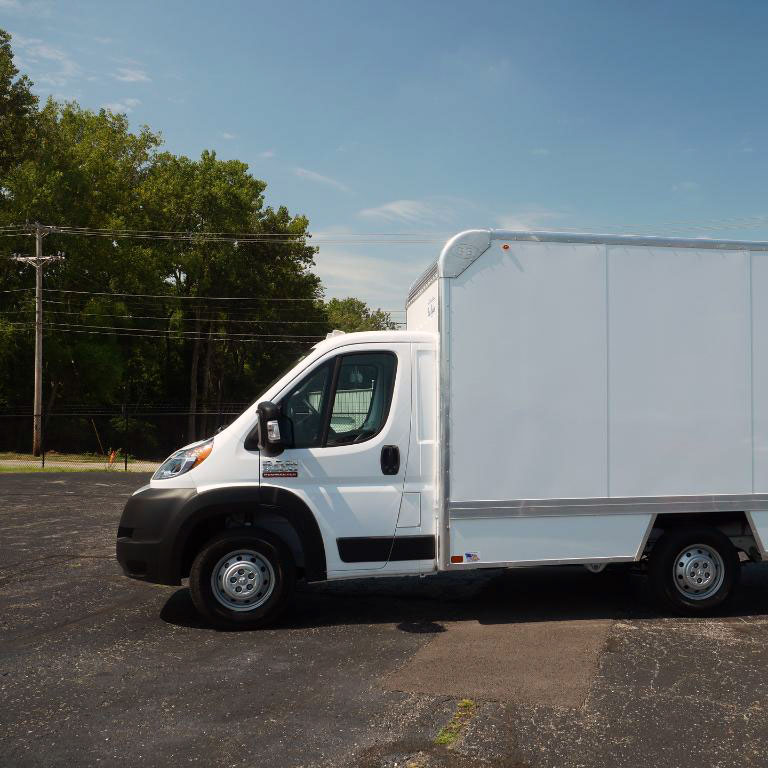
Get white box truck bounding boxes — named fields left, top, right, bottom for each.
left=117, top=229, right=768, bottom=627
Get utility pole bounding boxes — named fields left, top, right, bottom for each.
left=12, top=223, right=62, bottom=456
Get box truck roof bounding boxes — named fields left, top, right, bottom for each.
left=408, top=228, right=768, bottom=306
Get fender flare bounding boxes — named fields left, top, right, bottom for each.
left=172, top=485, right=327, bottom=582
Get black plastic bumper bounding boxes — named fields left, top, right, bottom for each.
left=116, top=485, right=197, bottom=585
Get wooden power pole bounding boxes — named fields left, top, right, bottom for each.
left=12, top=223, right=61, bottom=456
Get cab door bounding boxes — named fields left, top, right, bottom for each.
left=261, top=343, right=412, bottom=574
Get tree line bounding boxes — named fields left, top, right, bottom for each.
left=0, top=30, right=396, bottom=450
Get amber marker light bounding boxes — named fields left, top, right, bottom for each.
left=191, top=440, right=213, bottom=468
left=153, top=438, right=214, bottom=480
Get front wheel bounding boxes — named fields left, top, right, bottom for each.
left=189, top=529, right=295, bottom=629
left=648, top=527, right=740, bottom=615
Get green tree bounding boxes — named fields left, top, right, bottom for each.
left=138, top=150, right=326, bottom=440
left=0, top=100, right=164, bottom=418
left=325, top=297, right=397, bottom=332
left=0, top=30, right=382, bottom=456
left=0, top=30, right=37, bottom=179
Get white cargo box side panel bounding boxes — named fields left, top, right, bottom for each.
left=451, top=514, right=651, bottom=564
left=608, top=246, right=752, bottom=496
left=448, top=240, right=608, bottom=502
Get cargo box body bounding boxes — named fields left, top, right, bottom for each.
left=406, top=230, right=768, bottom=570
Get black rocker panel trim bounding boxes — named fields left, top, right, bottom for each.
left=337, top=535, right=435, bottom=563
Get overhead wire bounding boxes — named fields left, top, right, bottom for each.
left=4, top=319, right=324, bottom=339
left=1, top=307, right=335, bottom=325
left=38, top=297, right=347, bottom=318
left=38, top=287, right=326, bottom=301
left=0, top=287, right=406, bottom=312
left=4, top=321, right=318, bottom=344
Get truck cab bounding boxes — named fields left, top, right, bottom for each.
left=116, top=330, right=437, bottom=628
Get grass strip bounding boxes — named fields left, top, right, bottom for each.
left=434, top=699, right=476, bottom=746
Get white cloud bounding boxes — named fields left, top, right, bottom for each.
left=102, top=97, right=140, bottom=113
left=485, top=57, right=512, bottom=80
left=219, top=132, right=236, bottom=140
left=671, top=180, right=700, bottom=193
left=294, top=167, right=349, bottom=192
left=309, top=226, right=435, bottom=311
left=0, top=0, right=51, bottom=14
left=113, top=67, right=150, bottom=83
left=313, top=247, right=420, bottom=311
left=336, top=141, right=360, bottom=154
left=13, top=34, right=78, bottom=86
left=496, top=208, right=563, bottom=231
left=259, top=149, right=275, bottom=159
left=358, top=198, right=459, bottom=226
left=530, top=147, right=550, bottom=157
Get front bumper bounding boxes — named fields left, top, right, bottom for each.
left=116, top=485, right=197, bottom=585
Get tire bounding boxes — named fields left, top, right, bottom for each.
left=648, top=527, right=740, bottom=615
left=189, top=529, right=295, bottom=629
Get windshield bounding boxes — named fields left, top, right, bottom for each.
left=246, top=351, right=311, bottom=411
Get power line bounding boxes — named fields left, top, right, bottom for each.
left=39, top=297, right=343, bottom=317
left=2, top=307, right=332, bottom=325
left=1, top=286, right=406, bottom=311
left=3, top=223, right=447, bottom=244
left=4, top=322, right=317, bottom=344
left=36, top=287, right=324, bottom=301
left=5, top=320, right=324, bottom=339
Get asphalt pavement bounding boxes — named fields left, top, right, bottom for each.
left=2, top=473, right=768, bottom=767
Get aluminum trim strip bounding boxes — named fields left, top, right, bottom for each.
left=450, top=494, right=768, bottom=519
left=491, top=229, right=768, bottom=252
left=444, top=555, right=637, bottom=570
left=437, top=276, right=452, bottom=570
left=406, top=263, right=438, bottom=307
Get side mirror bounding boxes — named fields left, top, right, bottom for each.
left=257, top=401, right=286, bottom=457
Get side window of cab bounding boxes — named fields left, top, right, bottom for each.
left=281, top=361, right=333, bottom=448
left=279, top=351, right=397, bottom=449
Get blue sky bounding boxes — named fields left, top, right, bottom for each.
left=3, top=0, right=768, bottom=313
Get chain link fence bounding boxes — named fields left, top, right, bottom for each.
left=0, top=406, right=244, bottom=472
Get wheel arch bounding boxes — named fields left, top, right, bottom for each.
left=175, top=486, right=327, bottom=582
left=645, top=510, right=762, bottom=561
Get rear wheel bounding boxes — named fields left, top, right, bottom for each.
left=648, top=527, right=739, bottom=614
left=189, top=529, right=295, bottom=629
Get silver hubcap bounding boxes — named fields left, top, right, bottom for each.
left=673, top=543, right=725, bottom=600
left=211, top=549, right=276, bottom=612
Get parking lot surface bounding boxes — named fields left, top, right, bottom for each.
left=2, top=473, right=768, bottom=767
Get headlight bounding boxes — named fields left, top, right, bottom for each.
left=153, top=439, right=213, bottom=480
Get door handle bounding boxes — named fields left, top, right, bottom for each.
left=380, top=445, right=400, bottom=475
